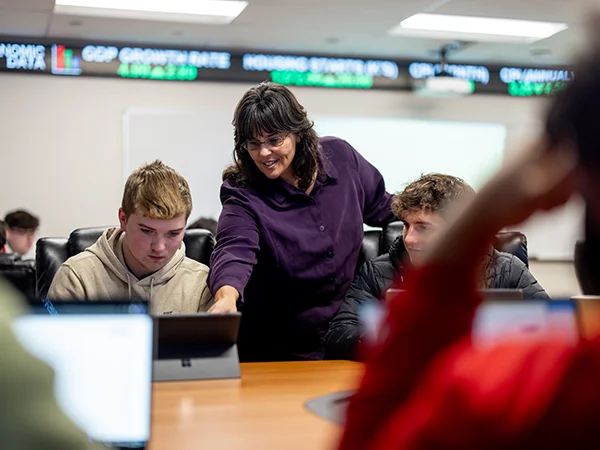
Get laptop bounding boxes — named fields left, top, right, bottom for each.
left=154, top=313, right=242, bottom=382
left=373, top=290, right=578, bottom=348
left=473, top=299, right=579, bottom=348
left=310, top=298, right=582, bottom=425
left=12, top=300, right=153, bottom=449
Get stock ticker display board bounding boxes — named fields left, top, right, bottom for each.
left=0, top=38, right=575, bottom=97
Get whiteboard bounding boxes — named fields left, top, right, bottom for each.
left=511, top=197, right=583, bottom=261
left=123, top=109, right=582, bottom=260
left=123, top=108, right=234, bottom=221
left=312, top=115, right=506, bottom=192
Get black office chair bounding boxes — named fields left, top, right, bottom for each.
left=574, top=240, right=599, bottom=295
left=36, top=237, right=68, bottom=300
left=68, top=226, right=109, bottom=256
left=356, top=229, right=382, bottom=273
left=0, top=253, right=36, bottom=302
left=36, top=226, right=215, bottom=299
left=357, top=222, right=406, bottom=274
left=494, top=231, right=529, bottom=268
left=380, top=221, right=404, bottom=257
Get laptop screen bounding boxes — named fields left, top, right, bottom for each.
left=472, top=299, right=579, bottom=347
left=12, top=302, right=153, bottom=448
left=362, top=297, right=579, bottom=348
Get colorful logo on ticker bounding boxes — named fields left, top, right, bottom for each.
left=51, top=44, right=82, bottom=76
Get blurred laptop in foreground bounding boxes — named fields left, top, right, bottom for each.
left=13, top=300, right=153, bottom=449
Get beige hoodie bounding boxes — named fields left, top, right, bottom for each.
left=48, top=228, right=212, bottom=314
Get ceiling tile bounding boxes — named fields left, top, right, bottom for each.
left=0, top=10, right=51, bottom=36
left=0, top=0, right=55, bottom=13
left=435, top=0, right=585, bottom=23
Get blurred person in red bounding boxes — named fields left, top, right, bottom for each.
left=339, top=18, right=600, bottom=450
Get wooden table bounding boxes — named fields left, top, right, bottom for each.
left=149, top=360, right=363, bottom=450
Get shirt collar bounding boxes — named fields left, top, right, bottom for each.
left=271, top=179, right=299, bottom=204
left=318, top=153, right=338, bottom=182
left=267, top=152, right=338, bottom=204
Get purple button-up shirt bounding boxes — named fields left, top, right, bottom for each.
left=209, top=137, right=395, bottom=361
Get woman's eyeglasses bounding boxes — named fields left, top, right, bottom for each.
left=243, top=134, right=288, bottom=152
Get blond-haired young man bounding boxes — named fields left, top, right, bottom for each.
left=48, top=161, right=212, bottom=314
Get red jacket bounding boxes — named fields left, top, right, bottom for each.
left=339, top=262, right=600, bottom=449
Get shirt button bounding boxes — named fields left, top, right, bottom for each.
left=319, top=225, right=325, bottom=232
left=327, top=251, right=334, bottom=258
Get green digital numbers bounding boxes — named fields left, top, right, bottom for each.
left=116, top=63, right=198, bottom=81
left=508, top=81, right=568, bottom=97
left=271, top=71, right=373, bottom=89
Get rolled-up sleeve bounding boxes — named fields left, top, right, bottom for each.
left=208, top=184, right=260, bottom=302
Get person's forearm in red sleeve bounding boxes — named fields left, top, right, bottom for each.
left=340, top=197, right=502, bottom=450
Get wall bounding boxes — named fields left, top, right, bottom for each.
left=0, top=73, right=548, bottom=240
left=529, top=261, right=581, bottom=298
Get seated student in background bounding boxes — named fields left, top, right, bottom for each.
left=0, top=281, right=107, bottom=449
left=326, top=173, right=548, bottom=360
left=48, top=160, right=212, bottom=314
left=338, top=25, right=600, bottom=448
left=4, top=209, right=39, bottom=259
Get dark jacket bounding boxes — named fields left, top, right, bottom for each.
left=325, top=237, right=549, bottom=360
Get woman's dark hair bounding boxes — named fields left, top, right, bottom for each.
left=545, top=16, right=600, bottom=170
left=223, top=82, right=320, bottom=191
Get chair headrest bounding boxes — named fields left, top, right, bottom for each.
left=36, top=237, right=69, bottom=300
left=381, top=222, right=404, bottom=254
left=494, top=231, right=528, bottom=267
left=68, top=226, right=110, bottom=256
left=357, top=229, right=381, bottom=273
left=183, top=228, right=215, bottom=266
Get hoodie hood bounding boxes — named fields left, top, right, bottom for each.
left=85, top=228, right=186, bottom=299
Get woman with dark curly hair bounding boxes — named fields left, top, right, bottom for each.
left=208, top=82, right=396, bottom=361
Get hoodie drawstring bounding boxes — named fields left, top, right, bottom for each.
left=126, top=274, right=154, bottom=303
